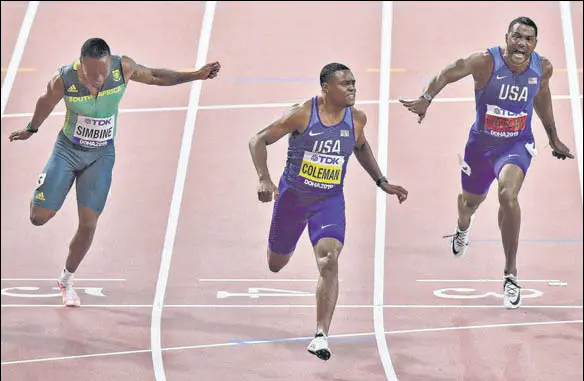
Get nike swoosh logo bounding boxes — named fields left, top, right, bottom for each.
left=321, top=224, right=336, bottom=229
left=510, top=293, right=521, bottom=305
left=496, top=75, right=508, bottom=80
left=461, top=164, right=471, bottom=176
left=309, top=131, right=324, bottom=136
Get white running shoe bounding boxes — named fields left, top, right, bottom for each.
left=444, top=215, right=475, bottom=257
left=57, top=280, right=81, bottom=307
left=307, top=333, right=331, bottom=361
left=503, top=274, right=521, bottom=309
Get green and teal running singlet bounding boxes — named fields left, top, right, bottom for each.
left=59, top=55, right=126, bottom=148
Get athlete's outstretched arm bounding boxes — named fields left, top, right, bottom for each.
left=399, top=52, right=488, bottom=123
left=9, top=74, right=64, bottom=141
left=533, top=57, right=574, bottom=159
left=121, top=56, right=220, bottom=86
left=352, top=109, right=408, bottom=203
left=248, top=103, right=307, bottom=202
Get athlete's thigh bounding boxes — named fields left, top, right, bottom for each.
left=32, top=138, right=76, bottom=212
left=493, top=140, right=533, bottom=181
left=306, top=191, right=346, bottom=246
left=461, top=140, right=496, bottom=196
left=75, top=146, right=115, bottom=214
left=268, top=179, right=309, bottom=255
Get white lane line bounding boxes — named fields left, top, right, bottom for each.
left=149, top=2, right=217, bottom=381
left=560, top=1, right=583, bottom=202
left=375, top=2, right=398, bottom=380
left=0, top=1, right=39, bottom=117
left=2, top=319, right=580, bottom=366
left=2, top=95, right=581, bottom=119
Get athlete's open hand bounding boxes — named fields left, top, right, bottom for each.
left=8, top=128, right=34, bottom=142
left=257, top=179, right=278, bottom=203
left=380, top=182, right=408, bottom=204
left=399, top=97, right=430, bottom=124
left=197, top=61, right=221, bottom=80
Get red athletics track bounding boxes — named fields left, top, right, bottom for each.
left=1, top=2, right=582, bottom=381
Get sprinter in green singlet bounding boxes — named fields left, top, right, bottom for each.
left=8, top=38, right=220, bottom=307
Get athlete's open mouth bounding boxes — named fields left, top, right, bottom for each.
left=512, top=51, right=526, bottom=60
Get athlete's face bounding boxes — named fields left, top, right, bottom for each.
left=80, top=55, right=110, bottom=89
left=323, top=70, right=356, bottom=107
left=504, top=23, right=537, bottom=67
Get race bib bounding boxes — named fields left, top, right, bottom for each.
left=73, top=115, right=115, bottom=148
left=484, top=104, right=526, bottom=138
left=299, top=151, right=344, bottom=185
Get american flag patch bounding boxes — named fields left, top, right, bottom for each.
left=528, top=77, right=537, bottom=84
left=341, top=130, right=350, bottom=137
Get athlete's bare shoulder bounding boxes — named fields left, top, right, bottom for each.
left=254, top=98, right=312, bottom=144
left=288, top=98, right=311, bottom=114
left=539, top=55, right=553, bottom=78
left=468, top=49, right=495, bottom=88
left=467, top=50, right=493, bottom=72
left=282, top=98, right=313, bottom=133
left=473, top=49, right=494, bottom=62
left=46, top=73, right=65, bottom=101
left=350, top=106, right=367, bottom=129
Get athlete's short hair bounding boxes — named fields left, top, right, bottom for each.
left=508, top=17, right=538, bottom=37
left=81, top=38, right=111, bottom=59
left=320, top=63, right=351, bottom=87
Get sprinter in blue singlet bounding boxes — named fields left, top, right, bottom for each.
left=249, top=63, right=409, bottom=361
left=399, top=17, right=574, bottom=310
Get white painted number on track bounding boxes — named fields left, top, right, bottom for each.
left=217, top=287, right=314, bottom=299
left=433, top=287, right=543, bottom=300
left=1, top=286, right=106, bottom=298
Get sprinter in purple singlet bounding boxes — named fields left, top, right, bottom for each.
left=249, top=63, right=408, bottom=361
left=400, top=17, right=574, bottom=309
